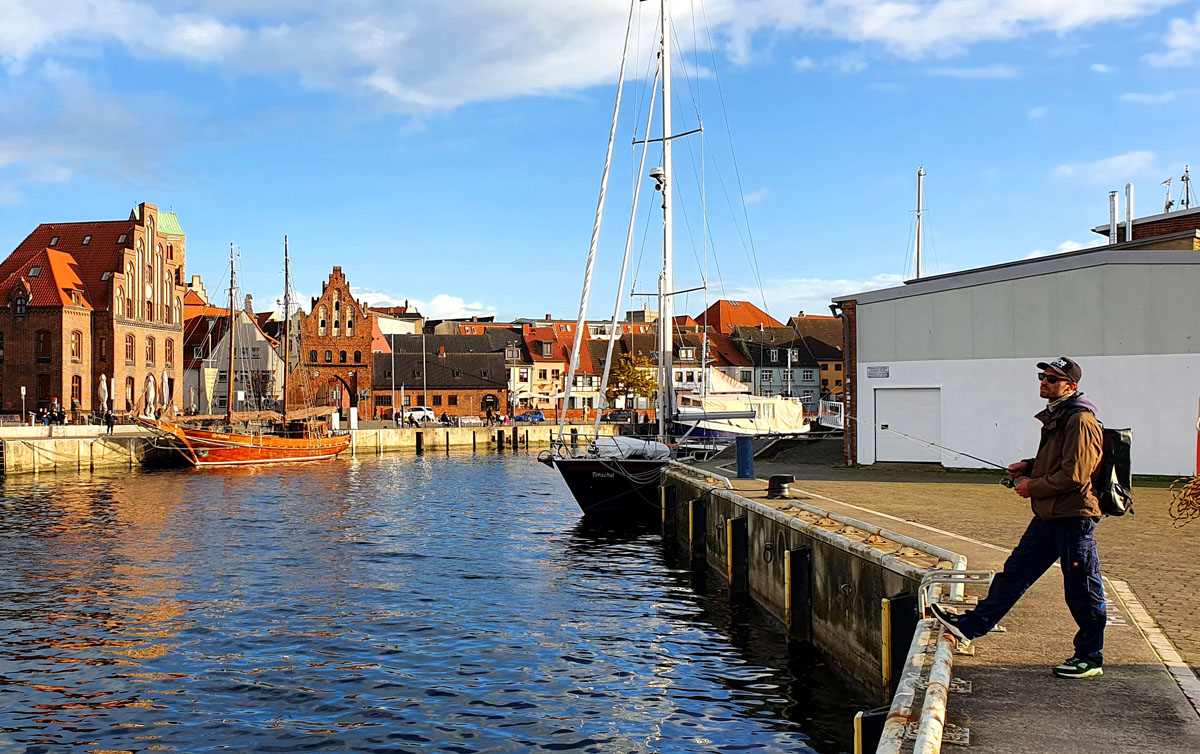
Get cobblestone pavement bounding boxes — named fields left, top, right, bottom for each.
left=746, top=450, right=1200, bottom=676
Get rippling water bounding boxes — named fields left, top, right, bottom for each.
left=0, top=453, right=858, bottom=753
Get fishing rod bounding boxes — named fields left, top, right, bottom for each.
left=835, top=413, right=1023, bottom=487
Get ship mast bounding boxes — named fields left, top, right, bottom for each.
left=657, top=0, right=675, bottom=438
left=282, top=235, right=290, bottom=425
left=226, top=243, right=236, bottom=426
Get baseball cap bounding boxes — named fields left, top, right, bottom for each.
left=1036, top=356, right=1082, bottom=383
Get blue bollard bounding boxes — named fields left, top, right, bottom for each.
left=736, top=436, right=754, bottom=479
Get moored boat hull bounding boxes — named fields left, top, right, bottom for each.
left=140, top=418, right=351, bottom=467
left=543, top=456, right=667, bottom=518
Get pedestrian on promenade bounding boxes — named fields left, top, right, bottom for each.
left=105, top=410, right=115, bottom=435
left=931, top=356, right=1107, bottom=679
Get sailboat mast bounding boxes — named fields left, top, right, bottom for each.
left=915, top=166, right=924, bottom=279
left=658, top=0, right=675, bottom=438
left=226, top=243, right=236, bottom=425
left=282, top=235, right=290, bottom=425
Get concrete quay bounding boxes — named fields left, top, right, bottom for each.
left=713, top=441, right=1200, bottom=754
left=0, top=422, right=616, bottom=475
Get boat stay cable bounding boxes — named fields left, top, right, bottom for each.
left=557, top=0, right=638, bottom=441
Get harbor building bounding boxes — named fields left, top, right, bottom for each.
left=787, top=313, right=846, bottom=399
left=733, top=326, right=822, bottom=411
left=833, top=203, right=1200, bottom=476
left=286, top=266, right=375, bottom=421
left=0, top=202, right=185, bottom=416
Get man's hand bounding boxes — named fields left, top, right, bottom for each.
left=1014, top=477, right=1032, bottom=498
left=1007, top=460, right=1028, bottom=479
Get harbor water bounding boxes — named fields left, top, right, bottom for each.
left=0, top=453, right=859, bottom=753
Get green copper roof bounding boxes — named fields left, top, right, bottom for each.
left=158, top=211, right=184, bottom=236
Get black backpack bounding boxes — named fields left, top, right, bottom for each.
left=1062, top=406, right=1134, bottom=516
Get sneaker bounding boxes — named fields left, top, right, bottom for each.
left=929, top=602, right=971, bottom=644
left=1052, top=659, right=1103, bottom=679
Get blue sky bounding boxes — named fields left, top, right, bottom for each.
left=2, top=1, right=1199, bottom=321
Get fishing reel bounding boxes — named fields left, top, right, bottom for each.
left=999, top=476, right=1027, bottom=489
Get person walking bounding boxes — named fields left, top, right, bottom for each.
left=104, top=410, right=115, bottom=435
left=930, top=356, right=1107, bottom=679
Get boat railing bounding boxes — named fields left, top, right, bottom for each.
left=545, top=430, right=728, bottom=462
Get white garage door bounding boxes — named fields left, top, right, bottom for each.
left=874, top=388, right=942, bottom=462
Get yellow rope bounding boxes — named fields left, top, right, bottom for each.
left=1168, top=477, right=1200, bottom=527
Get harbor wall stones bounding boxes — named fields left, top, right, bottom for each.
left=0, top=423, right=617, bottom=475
left=664, top=468, right=927, bottom=703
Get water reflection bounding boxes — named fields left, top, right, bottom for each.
left=0, top=454, right=855, bottom=753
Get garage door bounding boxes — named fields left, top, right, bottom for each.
left=874, top=388, right=942, bottom=462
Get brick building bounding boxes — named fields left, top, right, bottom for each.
left=374, top=350, right=506, bottom=419
left=0, top=202, right=186, bottom=416
left=287, top=266, right=374, bottom=417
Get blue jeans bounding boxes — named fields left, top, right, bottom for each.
left=958, top=516, right=1106, bottom=665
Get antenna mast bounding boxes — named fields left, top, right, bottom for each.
left=1183, top=165, right=1192, bottom=210
left=226, top=243, right=236, bottom=426
left=915, top=166, right=924, bottom=279
left=282, top=236, right=290, bottom=426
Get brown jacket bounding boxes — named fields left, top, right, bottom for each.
left=1021, top=392, right=1103, bottom=520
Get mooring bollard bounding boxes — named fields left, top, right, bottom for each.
left=735, top=436, right=754, bottom=479
left=496, top=429, right=505, bottom=451
left=415, top=431, right=424, bottom=455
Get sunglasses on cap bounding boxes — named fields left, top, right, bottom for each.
left=1037, top=372, right=1072, bottom=384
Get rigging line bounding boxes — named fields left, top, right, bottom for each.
left=668, top=17, right=703, bottom=126
left=590, top=1, right=657, bottom=437
left=698, top=0, right=768, bottom=314
left=842, top=413, right=1011, bottom=470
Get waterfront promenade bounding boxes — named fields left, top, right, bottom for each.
left=709, top=440, right=1200, bottom=753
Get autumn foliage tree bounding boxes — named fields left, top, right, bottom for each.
left=605, top=355, right=657, bottom=409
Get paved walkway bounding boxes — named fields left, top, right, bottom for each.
left=704, top=443, right=1200, bottom=753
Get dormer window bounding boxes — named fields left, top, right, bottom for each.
left=769, top=349, right=778, bottom=362
left=540, top=342, right=552, bottom=357
left=49, top=237, right=59, bottom=247
left=14, top=297, right=26, bottom=316
left=82, top=235, right=92, bottom=245
left=71, top=291, right=82, bottom=306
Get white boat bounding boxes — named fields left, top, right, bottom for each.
left=673, top=393, right=810, bottom=440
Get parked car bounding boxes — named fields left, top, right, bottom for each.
left=601, top=410, right=633, bottom=423
left=514, top=410, right=545, bottom=423
left=401, top=406, right=436, bottom=423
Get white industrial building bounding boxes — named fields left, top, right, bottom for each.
left=832, top=206, right=1200, bottom=477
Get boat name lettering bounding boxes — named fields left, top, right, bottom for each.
left=591, top=472, right=615, bottom=479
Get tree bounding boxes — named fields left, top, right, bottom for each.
left=606, top=355, right=657, bottom=408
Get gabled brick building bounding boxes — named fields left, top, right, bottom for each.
left=0, top=202, right=186, bottom=416
left=287, top=266, right=374, bottom=417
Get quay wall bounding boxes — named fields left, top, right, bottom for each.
left=1, top=423, right=617, bottom=476
left=663, top=468, right=944, bottom=703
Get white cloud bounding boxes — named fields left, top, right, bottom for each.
left=1028, top=106, right=1049, bottom=118
left=352, top=287, right=497, bottom=320
left=1120, top=91, right=1179, bottom=103
left=1053, top=150, right=1157, bottom=184
left=0, top=1, right=1179, bottom=111
left=929, top=64, right=1019, bottom=79
left=1145, top=10, right=1200, bottom=67
left=742, top=188, right=769, bottom=205
left=1090, top=63, right=1114, bottom=73
left=1026, top=238, right=1106, bottom=259
left=793, top=56, right=815, bottom=71
left=720, top=273, right=904, bottom=321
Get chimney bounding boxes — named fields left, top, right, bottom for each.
left=438, top=346, right=446, bottom=357
left=545, top=313, right=552, bottom=321
left=1108, top=191, right=1118, bottom=244
left=1125, top=183, right=1134, bottom=242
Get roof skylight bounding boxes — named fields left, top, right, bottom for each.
left=100, top=271, right=112, bottom=282
left=82, top=235, right=92, bottom=245
left=28, top=266, right=41, bottom=278
left=48, top=237, right=59, bottom=247
left=117, top=234, right=127, bottom=244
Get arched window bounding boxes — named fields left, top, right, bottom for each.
left=173, top=297, right=181, bottom=324
left=324, top=350, right=332, bottom=363
left=125, top=334, right=135, bottom=362
left=70, top=330, right=82, bottom=359
left=115, top=287, right=125, bottom=317
left=346, top=318, right=354, bottom=337
left=71, top=375, right=82, bottom=404
left=309, top=349, right=317, bottom=363
left=165, top=339, right=174, bottom=366
left=353, top=350, right=361, bottom=363
left=146, top=337, right=155, bottom=365
left=339, top=350, right=347, bottom=363
left=333, top=315, right=339, bottom=335
left=333, top=295, right=340, bottom=313
left=125, top=377, right=135, bottom=410
left=319, top=306, right=327, bottom=336
left=167, top=243, right=174, bottom=260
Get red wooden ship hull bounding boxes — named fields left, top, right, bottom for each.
left=140, top=417, right=351, bottom=467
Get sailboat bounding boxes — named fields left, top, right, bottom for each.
left=140, top=240, right=350, bottom=467
left=540, top=0, right=722, bottom=518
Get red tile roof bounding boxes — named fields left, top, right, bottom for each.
left=695, top=300, right=782, bottom=334
left=0, top=248, right=92, bottom=309
left=0, top=220, right=134, bottom=309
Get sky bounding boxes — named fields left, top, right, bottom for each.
left=2, top=0, right=1200, bottom=322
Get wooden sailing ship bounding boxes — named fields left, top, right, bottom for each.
left=140, top=239, right=350, bottom=467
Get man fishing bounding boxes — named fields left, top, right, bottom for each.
left=930, top=356, right=1107, bottom=679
